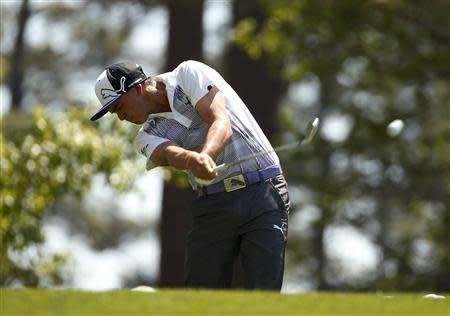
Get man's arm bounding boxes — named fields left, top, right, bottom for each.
left=149, top=86, right=232, bottom=180
left=150, top=141, right=217, bottom=180
left=195, top=85, right=233, bottom=159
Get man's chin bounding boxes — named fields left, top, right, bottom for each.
left=128, top=118, right=146, bottom=125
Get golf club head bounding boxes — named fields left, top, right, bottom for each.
left=300, top=117, right=319, bottom=146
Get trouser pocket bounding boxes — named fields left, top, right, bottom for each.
left=268, top=175, right=290, bottom=213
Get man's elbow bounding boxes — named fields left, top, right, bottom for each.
left=150, top=141, right=175, bottom=166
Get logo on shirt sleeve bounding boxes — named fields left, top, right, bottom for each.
left=140, top=144, right=150, bottom=157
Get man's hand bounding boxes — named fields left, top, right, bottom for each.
left=186, top=152, right=218, bottom=180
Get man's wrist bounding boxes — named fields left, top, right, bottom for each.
left=184, top=150, right=197, bottom=170
left=200, top=148, right=213, bottom=159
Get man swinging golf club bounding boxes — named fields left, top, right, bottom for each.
left=91, top=60, right=291, bottom=290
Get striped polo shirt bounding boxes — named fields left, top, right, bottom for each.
left=135, top=60, right=279, bottom=189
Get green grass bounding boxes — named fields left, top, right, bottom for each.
left=1, top=288, right=448, bottom=316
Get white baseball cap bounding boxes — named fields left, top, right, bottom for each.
left=91, top=62, right=147, bottom=121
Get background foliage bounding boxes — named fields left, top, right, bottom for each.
left=1, top=107, right=140, bottom=285
left=234, top=0, right=449, bottom=291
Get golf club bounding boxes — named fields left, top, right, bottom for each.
left=195, top=117, right=320, bottom=185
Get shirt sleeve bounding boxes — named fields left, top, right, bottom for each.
left=176, top=60, right=217, bottom=107
left=135, top=127, right=170, bottom=170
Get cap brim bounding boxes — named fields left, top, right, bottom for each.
left=90, top=95, right=121, bottom=121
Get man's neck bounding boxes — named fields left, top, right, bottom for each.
left=150, top=80, right=171, bottom=113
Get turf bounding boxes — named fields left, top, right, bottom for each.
left=1, top=288, right=448, bottom=316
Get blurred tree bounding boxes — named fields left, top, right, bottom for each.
left=8, top=0, right=30, bottom=110
left=0, top=107, right=139, bottom=286
left=1, top=1, right=160, bottom=110
left=166, top=0, right=204, bottom=68
left=235, top=0, right=450, bottom=291
left=225, top=0, right=288, bottom=137
left=1, top=0, right=164, bottom=287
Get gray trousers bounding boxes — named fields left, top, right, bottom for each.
left=184, top=175, right=290, bottom=290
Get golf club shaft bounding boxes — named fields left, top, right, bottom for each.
left=213, top=117, right=319, bottom=173
left=213, top=141, right=300, bottom=173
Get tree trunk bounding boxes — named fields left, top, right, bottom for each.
left=158, top=184, right=196, bottom=287
left=224, top=0, right=287, bottom=138
left=158, top=0, right=204, bottom=287
left=8, top=0, right=30, bottom=110
left=166, top=0, right=204, bottom=68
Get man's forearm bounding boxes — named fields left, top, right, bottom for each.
left=195, top=87, right=233, bottom=160
left=163, top=145, right=194, bottom=170
left=160, top=144, right=217, bottom=180
left=201, top=119, right=232, bottom=159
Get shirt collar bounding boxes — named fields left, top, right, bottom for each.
left=146, top=112, right=174, bottom=120
left=152, top=71, right=191, bottom=128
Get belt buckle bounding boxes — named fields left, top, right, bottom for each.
left=224, top=174, right=246, bottom=192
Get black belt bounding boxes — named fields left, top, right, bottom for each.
left=197, top=165, right=282, bottom=196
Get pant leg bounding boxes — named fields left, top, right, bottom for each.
left=184, top=195, right=239, bottom=288
left=239, top=175, right=290, bottom=290
left=185, top=236, right=238, bottom=288
left=240, top=210, right=288, bottom=290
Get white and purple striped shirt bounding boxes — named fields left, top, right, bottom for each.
left=135, top=60, right=279, bottom=189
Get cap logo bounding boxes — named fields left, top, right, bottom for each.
left=101, top=76, right=126, bottom=100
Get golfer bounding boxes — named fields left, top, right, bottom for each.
left=91, top=60, right=290, bottom=290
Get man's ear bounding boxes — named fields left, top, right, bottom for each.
left=134, top=83, right=144, bottom=95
